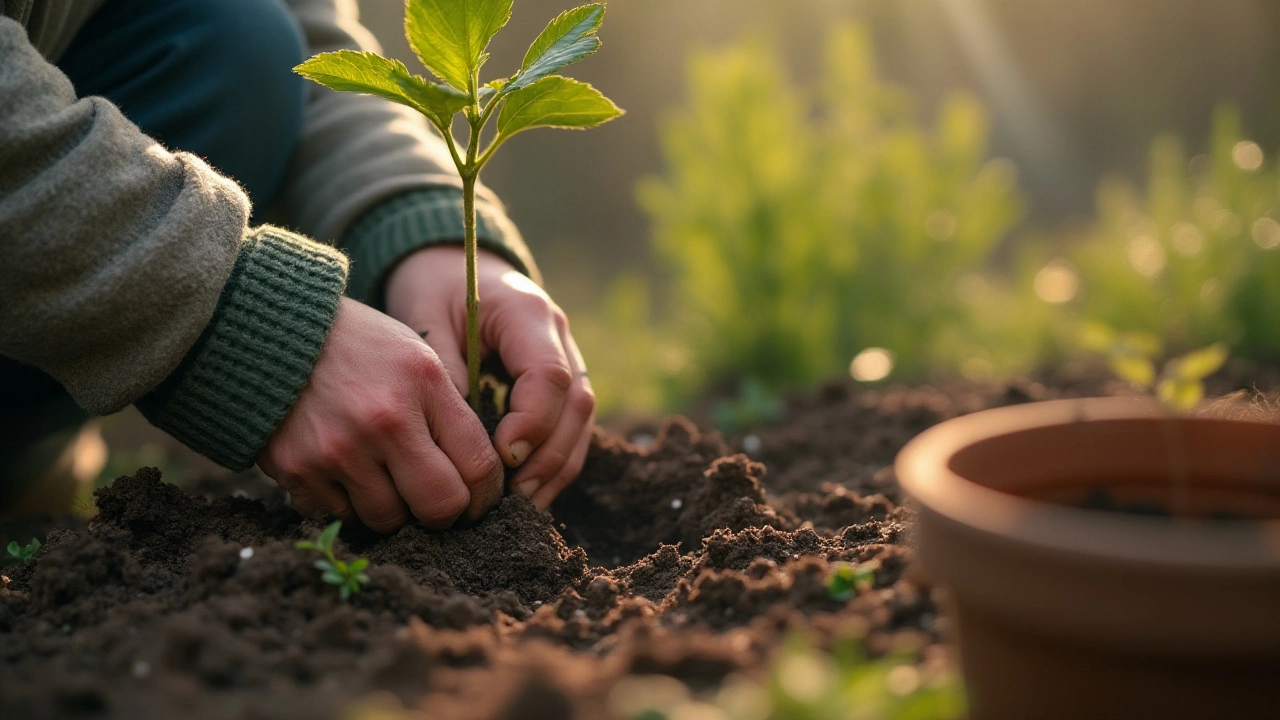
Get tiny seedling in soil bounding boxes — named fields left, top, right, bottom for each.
left=296, top=521, right=370, bottom=601
left=5, top=538, right=40, bottom=564
left=1081, top=322, right=1231, bottom=516
left=1080, top=322, right=1229, bottom=412
left=295, top=0, right=623, bottom=413
left=827, top=560, right=877, bottom=602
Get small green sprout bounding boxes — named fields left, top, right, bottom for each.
left=5, top=538, right=40, bottom=564
left=296, top=521, right=370, bottom=601
left=827, top=560, right=877, bottom=602
left=1081, top=322, right=1229, bottom=412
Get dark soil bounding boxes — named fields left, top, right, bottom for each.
left=1, top=366, right=1264, bottom=719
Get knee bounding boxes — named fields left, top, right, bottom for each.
left=185, top=0, right=307, bottom=114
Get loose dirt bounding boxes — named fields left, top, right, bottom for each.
left=2, top=366, right=1258, bottom=719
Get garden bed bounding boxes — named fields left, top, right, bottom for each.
left=0, top=366, right=1249, bottom=719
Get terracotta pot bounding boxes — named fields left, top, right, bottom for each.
left=895, top=397, right=1280, bottom=720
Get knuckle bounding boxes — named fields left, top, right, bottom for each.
left=411, top=485, right=469, bottom=526
left=314, top=433, right=353, bottom=470
left=539, top=363, right=574, bottom=395
left=362, top=396, right=410, bottom=436
left=360, top=506, right=409, bottom=534
left=551, top=307, right=570, bottom=334
left=569, top=386, right=597, bottom=417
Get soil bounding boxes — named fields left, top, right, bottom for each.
left=0, top=364, right=1270, bottom=719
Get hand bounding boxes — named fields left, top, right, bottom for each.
left=384, top=245, right=595, bottom=510
left=257, top=297, right=504, bottom=532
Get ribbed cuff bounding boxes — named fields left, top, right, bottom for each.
left=137, top=227, right=349, bottom=470
left=341, top=187, right=541, bottom=308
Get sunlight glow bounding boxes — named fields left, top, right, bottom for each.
left=1127, top=235, right=1166, bottom=277
left=1170, top=222, right=1205, bottom=257
left=1252, top=217, right=1280, bottom=249
left=1033, top=260, right=1078, bottom=304
left=851, top=348, right=895, bottom=382
left=1232, top=141, right=1264, bottom=172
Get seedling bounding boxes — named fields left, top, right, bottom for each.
left=296, top=521, right=370, bottom=601
left=295, top=0, right=623, bottom=412
left=827, top=560, right=877, bottom=602
left=5, top=538, right=40, bottom=564
left=1081, top=322, right=1229, bottom=412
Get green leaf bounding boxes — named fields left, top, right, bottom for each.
left=497, top=76, right=623, bottom=140
left=30, top=539, right=40, bottom=552
left=317, top=521, right=342, bottom=551
left=1166, top=343, right=1229, bottom=382
left=405, top=0, right=514, bottom=92
left=321, top=570, right=344, bottom=585
left=1109, top=355, right=1156, bottom=388
left=6, top=541, right=18, bottom=557
left=315, top=559, right=334, bottom=572
left=509, top=4, right=605, bottom=92
left=294, top=51, right=467, bottom=130
left=1157, top=377, right=1204, bottom=412
left=295, top=541, right=317, bottom=551
left=349, top=558, right=370, bottom=573
left=354, top=573, right=371, bottom=584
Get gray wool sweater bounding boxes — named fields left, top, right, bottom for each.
left=0, top=0, right=539, bottom=469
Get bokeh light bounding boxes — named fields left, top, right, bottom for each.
left=1252, top=217, right=1280, bottom=249
left=1126, top=235, right=1166, bottom=277
left=1170, top=222, right=1205, bottom=257
left=1033, top=260, right=1078, bottom=303
left=851, top=348, right=896, bottom=382
left=1232, top=140, right=1264, bottom=171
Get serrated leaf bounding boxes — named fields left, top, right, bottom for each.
left=497, top=76, right=622, bottom=140
left=1109, top=355, right=1156, bottom=388
left=406, top=0, right=514, bottom=92
left=317, top=521, right=342, bottom=550
left=295, top=51, right=467, bottom=129
left=1157, top=377, right=1203, bottom=411
left=509, top=4, right=604, bottom=91
left=1166, top=342, right=1229, bottom=382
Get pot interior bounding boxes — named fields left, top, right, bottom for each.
left=947, top=416, right=1280, bottom=520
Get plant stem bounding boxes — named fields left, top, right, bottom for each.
left=462, top=172, right=481, bottom=413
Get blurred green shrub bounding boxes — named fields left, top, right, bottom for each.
left=625, top=25, right=1023, bottom=406
left=1029, top=107, right=1280, bottom=361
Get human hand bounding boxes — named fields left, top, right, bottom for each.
left=384, top=245, right=595, bottom=510
left=257, top=297, right=504, bottom=532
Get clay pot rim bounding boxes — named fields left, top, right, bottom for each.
left=896, top=396, right=1280, bottom=571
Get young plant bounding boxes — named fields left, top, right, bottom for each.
left=827, top=560, right=877, bottom=602
left=296, top=521, right=370, bottom=601
left=295, top=0, right=623, bottom=412
left=5, top=538, right=40, bottom=564
left=1081, top=322, right=1230, bottom=411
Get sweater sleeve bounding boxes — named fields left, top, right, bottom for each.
left=0, top=17, right=348, bottom=470
left=275, top=0, right=540, bottom=293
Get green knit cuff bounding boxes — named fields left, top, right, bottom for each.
left=137, top=227, right=349, bottom=470
left=341, top=187, right=541, bottom=309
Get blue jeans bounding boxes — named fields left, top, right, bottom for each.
left=1, top=0, right=309, bottom=504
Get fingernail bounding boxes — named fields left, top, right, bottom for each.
left=516, top=479, right=539, bottom=497
left=509, top=440, right=531, bottom=466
